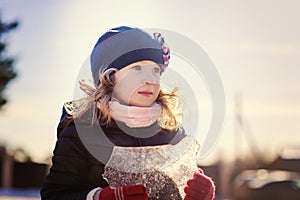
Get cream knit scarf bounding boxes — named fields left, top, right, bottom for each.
left=105, top=101, right=162, bottom=128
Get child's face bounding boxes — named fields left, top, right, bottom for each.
left=113, top=60, right=161, bottom=107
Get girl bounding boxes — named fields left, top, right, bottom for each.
left=40, top=26, right=215, bottom=200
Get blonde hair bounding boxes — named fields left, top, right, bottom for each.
left=72, top=69, right=183, bottom=131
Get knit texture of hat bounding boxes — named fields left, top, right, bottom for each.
left=90, top=26, right=164, bottom=86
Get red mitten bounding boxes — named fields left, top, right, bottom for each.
left=184, top=169, right=215, bottom=200
left=98, top=185, right=148, bottom=200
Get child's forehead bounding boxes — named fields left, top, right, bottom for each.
left=125, top=60, right=161, bottom=68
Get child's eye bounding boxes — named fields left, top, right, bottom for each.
left=132, top=65, right=142, bottom=71
left=153, top=67, right=160, bottom=74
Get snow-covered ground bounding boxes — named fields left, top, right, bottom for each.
left=0, top=197, right=39, bottom=200
left=0, top=189, right=40, bottom=200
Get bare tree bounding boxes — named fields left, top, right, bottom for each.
left=0, top=11, right=18, bottom=110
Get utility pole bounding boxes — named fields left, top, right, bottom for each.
left=234, top=93, right=261, bottom=166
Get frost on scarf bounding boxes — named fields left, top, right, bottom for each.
left=102, top=135, right=200, bottom=199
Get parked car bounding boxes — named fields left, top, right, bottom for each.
left=233, top=169, right=300, bottom=200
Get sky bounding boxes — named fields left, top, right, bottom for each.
left=0, top=0, right=299, bottom=164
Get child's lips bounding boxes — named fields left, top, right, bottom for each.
left=138, top=91, right=153, bottom=97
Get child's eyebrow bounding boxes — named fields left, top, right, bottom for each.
left=131, top=64, right=142, bottom=68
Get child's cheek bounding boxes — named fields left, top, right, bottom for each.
left=113, top=78, right=140, bottom=104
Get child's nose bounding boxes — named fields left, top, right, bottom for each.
left=142, top=72, right=159, bottom=85
left=143, top=81, right=160, bottom=85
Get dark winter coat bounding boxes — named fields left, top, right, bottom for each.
left=40, top=105, right=185, bottom=200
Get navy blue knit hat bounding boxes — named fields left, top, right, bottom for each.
left=90, top=26, right=166, bottom=86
